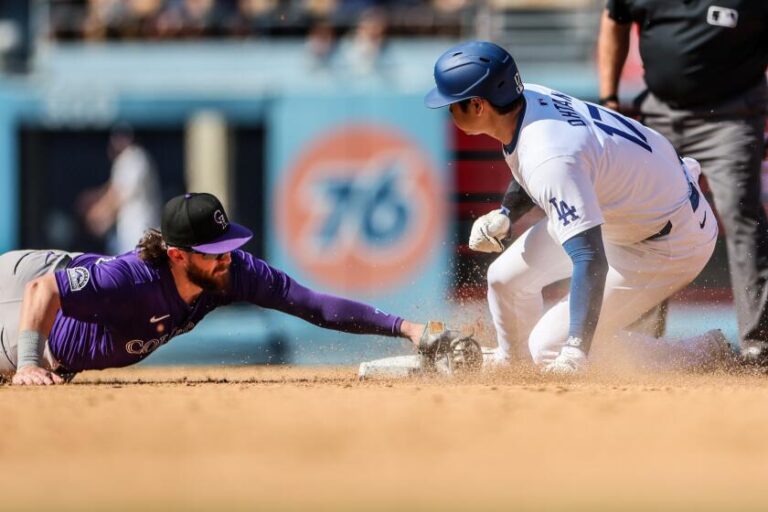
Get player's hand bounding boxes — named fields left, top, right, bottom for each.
left=399, top=320, right=425, bottom=347
left=12, top=365, right=64, bottom=386
left=469, top=209, right=511, bottom=253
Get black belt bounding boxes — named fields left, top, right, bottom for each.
left=644, top=164, right=701, bottom=242
left=645, top=220, right=672, bottom=241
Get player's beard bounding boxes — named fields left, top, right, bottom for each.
left=185, top=261, right=231, bottom=293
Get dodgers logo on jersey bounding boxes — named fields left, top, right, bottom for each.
left=276, top=124, right=445, bottom=294
left=66, top=267, right=90, bottom=291
left=549, top=197, right=579, bottom=226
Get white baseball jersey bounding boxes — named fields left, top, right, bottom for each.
left=111, top=145, right=161, bottom=254
left=503, top=83, right=692, bottom=246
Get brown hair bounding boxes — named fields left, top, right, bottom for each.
left=137, top=228, right=169, bottom=264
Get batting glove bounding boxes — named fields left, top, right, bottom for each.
left=469, top=209, right=511, bottom=253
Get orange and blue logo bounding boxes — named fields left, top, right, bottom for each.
left=276, top=124, right=446, bottom=294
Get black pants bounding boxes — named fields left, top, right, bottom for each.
left=637, top=80, right=768, bottom=349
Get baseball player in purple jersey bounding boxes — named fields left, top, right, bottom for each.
left=1, top=192, right=456, bottom=385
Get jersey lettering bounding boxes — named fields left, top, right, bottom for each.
left=125, top=321, right=196, bottom=355
left=586, top=104, right=652, bottom=153
left=550, top=92, right=586, bottom=127
left=549, top=197, right=580, bottom=226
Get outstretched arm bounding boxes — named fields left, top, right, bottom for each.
left=235, top=253, right=428, bottom=346
left=12, top=274, right=64, bottom=385
left=597, top=8, right=632, bottom=111
left=278, top=279, right=426, bottom=346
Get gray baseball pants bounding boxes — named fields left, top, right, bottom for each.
left=637, top=79, right=768, bottom=350
left=0, top=249, right=78, bottom=375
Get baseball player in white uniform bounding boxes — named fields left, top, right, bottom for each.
left=426, top=41, right=726, bottom=374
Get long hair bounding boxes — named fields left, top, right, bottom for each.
left=137, top=228, right=168, bottom=264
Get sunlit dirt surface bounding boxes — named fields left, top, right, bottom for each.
left=2, top=364, right=768, bottom=511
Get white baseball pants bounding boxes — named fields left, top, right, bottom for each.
left=487, top=184, right=717, bottom=365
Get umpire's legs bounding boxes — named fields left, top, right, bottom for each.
left=641, top=81, right=768, bottom=351
left=678, top=116, right=768, bottom=349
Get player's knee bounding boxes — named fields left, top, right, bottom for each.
left=528, top=339, right=548, bottom=365
left=487, top=258, right=520, bottom=295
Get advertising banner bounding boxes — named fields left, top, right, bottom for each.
left=266, top=94, right=450, bottom=361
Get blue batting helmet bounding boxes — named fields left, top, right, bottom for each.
left=424, top=41, right=524, bottom=109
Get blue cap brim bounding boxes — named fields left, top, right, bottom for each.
left=191, top=222, right=253, bottom=254
left=425, top=87, right=467, bottom=109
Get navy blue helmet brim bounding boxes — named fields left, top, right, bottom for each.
left=424, top=87, right=469, bottom=109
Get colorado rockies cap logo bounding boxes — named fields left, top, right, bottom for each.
left=213, top=209, right=228, bottom=231
left=66, top=267, right=90, bottom=291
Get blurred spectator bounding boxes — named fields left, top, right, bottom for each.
left=49, top=0, right=465, bottom=41
left=83, top=0, right=164, bottom=41
left=432, top=0, right=470, bottom=13
left=302, top=0, right=339, bottom=19
left=305, top=19, right=337, bottom=71
left=82, top=0, right=127, bottom=40
left=340, top=7, right=390, bottom=77
left=229, top=0, right=278, bottom=37
left=155, top=0, right=231, bottom=38
left=334, top=0, right=384, bottom=23
left=79, top=125, right=162, bottom=254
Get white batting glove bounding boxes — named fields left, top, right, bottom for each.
left=468, top=209, right=511, bottom=253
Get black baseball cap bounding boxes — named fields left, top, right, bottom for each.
left=161, top=193, right=252, bottom=254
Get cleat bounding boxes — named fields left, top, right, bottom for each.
left=482, top=348, right=511, bottom=369
left=542, top=346, right=588, bottom=375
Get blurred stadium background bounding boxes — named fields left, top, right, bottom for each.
left=0, top=0, right=764, bottom=366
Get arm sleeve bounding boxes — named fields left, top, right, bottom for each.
left=562, top=226, right=609, bottom=352
left=279, top=281, right=404, bottom=336
left=54, top=260, right=135, bottom=323
left=606, top=0, right=633, bottom=24
left=229, top=251, right=404, bottom=337
left=500, top=179, right=536, bottom=222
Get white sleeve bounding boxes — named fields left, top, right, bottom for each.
left=111, top=149, right=150, bottom=203
left=527, top=155, right=604, bottom=244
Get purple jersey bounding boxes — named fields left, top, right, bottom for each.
left=51, top=250, right=403, bottom=371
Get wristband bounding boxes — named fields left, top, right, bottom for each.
left=16, top=330, right=45, bottom=369
left=598, top=94, right=619, bottom=106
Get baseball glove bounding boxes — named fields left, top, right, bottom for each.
left=418, top=321, right=483, bottom=374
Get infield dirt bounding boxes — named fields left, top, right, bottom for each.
left=2, top=364, right=768, bottom=511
